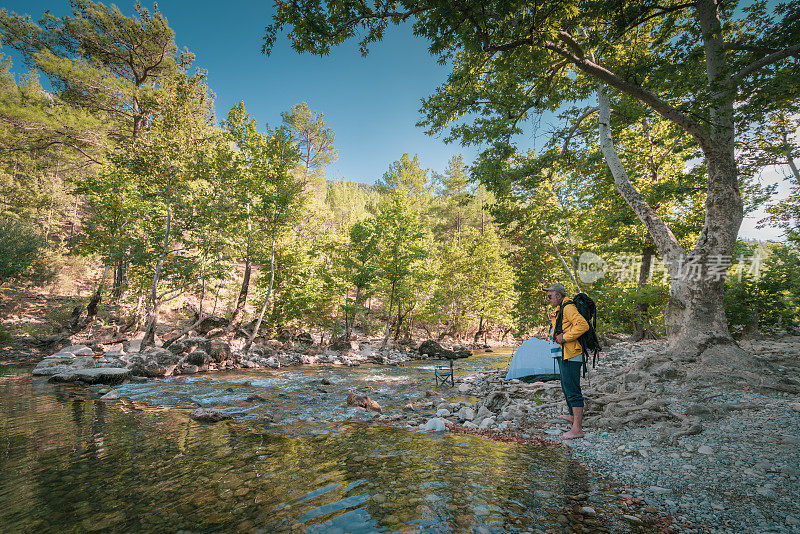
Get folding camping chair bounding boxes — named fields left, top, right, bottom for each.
left=434, top=359, right=455, bottom=387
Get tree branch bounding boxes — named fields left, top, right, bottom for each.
left=597, top=84, right=686, bottom=267
left=562, top=106, right=599, bottom=156
left=544, top=39, right=711, bottom=150
left=731, top=44, right=800, bottom=84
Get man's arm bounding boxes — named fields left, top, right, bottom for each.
left=561, top=304, right=590, bottom=341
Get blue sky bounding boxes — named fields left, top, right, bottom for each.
left=3, top=0, right=481, bottom=185
left=1, top=0, right=792, bottom=240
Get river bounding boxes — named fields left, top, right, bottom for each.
left=0, top=349, right=654, bottom=533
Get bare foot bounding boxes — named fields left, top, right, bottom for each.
left=560, top=429, right=584, bottom=440
left=557, top=415, right=574, bottom=422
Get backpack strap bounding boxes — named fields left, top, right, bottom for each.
left=553, top=299, right=574, bottom=337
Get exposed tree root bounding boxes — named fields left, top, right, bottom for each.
left=579, top=337, right=800, bottom=440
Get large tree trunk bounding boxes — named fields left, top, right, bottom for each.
left=228, top=254, right=252, bottom=331
left=346, top=285, right=362, bottom=339
left=142, top=200, right=172, bottom=348
left=598, top=76, right=748, bottom=367
left=228, top=205, right=253, bottom=332
left=87, top=264, right=110, bottom=321
left=381, top=282, right=395, bottom=349
left=112, top=259, right=128, bottom=300
left=245, top=210, right=278, bottom=352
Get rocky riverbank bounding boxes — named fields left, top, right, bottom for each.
left=394, top=338, right=800, bottom=534
left=29, top=335, right=470, bottom=383
left=560, top=338, right=800, bottom=534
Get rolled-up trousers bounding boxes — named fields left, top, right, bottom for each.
left=557, top=356, right=584, bottom=415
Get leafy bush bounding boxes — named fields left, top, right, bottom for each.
left=724, top=241, right=800, bottom=335
left=0, top=217, right=46, bottom=285
left=590, top=281, right=669, bottom=336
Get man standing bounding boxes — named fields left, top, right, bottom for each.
left=544, top=284, right=589, bottom=440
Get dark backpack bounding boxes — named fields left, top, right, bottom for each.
left=554, top=293, right=601, bottom=375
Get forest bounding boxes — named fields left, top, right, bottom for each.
left=1, top=0, right=799, bottom=354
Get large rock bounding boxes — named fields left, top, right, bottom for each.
left=418, top=340, right=444, bottom=358
left=72, top=356, right=97, bottom=369
left=194, top=315, right=229, bottom=335
left=420, top=418, right=447, bottom=432
left=126, top=349, right=181, bottom=378
left=346, top=391, right=382, bottom=412
left=61, top=345, right=93, bottom=356
left=186, top=350, right=211, bottom=366
left=296, top=332, right=314, bottom=345
left=205, top=340, right=231, bottom=363
left=49, top=368, right=130, bottom=385
left=483, top=391, right=510, bottom=413
left=190, top=408, right=232, bottom=422
left=417, top=340, right=471, bottom=360
left=178, top=364, right=200, bottom=375
left=32, top=356, right=76, bottom=376
left=96, top=357, right=126, bottom=368
left=457, top=406, right=475, bottom=420
left=277, top=329, right=294, bottom=343
left=100, top=390, right=120, bottom=400
left=166, top=340, right=186, bottom=355
left=329, top=337, right=354, bottom=351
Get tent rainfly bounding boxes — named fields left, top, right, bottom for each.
left=505, top=337, right=562, bottom=382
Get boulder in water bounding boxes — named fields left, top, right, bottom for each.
left=417, top=340, right=471, bottom=360
left=49, top=367, right=130, bottom=385
left=418, top=340, right=443, bottom=358
left=126, top=349, right=181, bottom=378
left=190, top=408, right=232, bottom=422
left=346, top=391, right=382, bottom=412
left=100, top=390, right=120, bottom=401
left=32, top=356, right=75, bottom=376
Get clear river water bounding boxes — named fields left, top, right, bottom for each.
left=0, top=349, right=655, bottom=533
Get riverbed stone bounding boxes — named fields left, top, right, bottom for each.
left=179, top=364, right=200, bottom=375
left=49, top=367, right=130, bottom=385
left=61, top=345, right=93, bottom=355
left=186, top=350, right=211, bottom=366
left=420, top=418, right=447, bottom=432
left=475, top=405, right=493, bottom=422
left=126, top=349, right=181, bottom=377
left=457, top=406, right=475, bottom=420
left=190, top=408, right=232, bottom=422
left=205, top=340, right=232, bottom=362
left=346, top=391, right=382, bottom=412
left=479, top=417, right=496, bottom=430
left=72, top=356, right=97, bottom=369
left=100, top=390, right=120, bottom=400
left=32, top=355, right=76, bottom=376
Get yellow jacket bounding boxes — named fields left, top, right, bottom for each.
left=550, top=300, right=590, bottom=360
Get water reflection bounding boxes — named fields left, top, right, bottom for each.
left=0, top=352, right=656, bottom=533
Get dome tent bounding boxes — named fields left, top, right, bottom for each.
left=505, top=337, right=562, bottom=382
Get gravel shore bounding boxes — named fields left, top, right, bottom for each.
left=545, top=339, right=800, bottom=534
